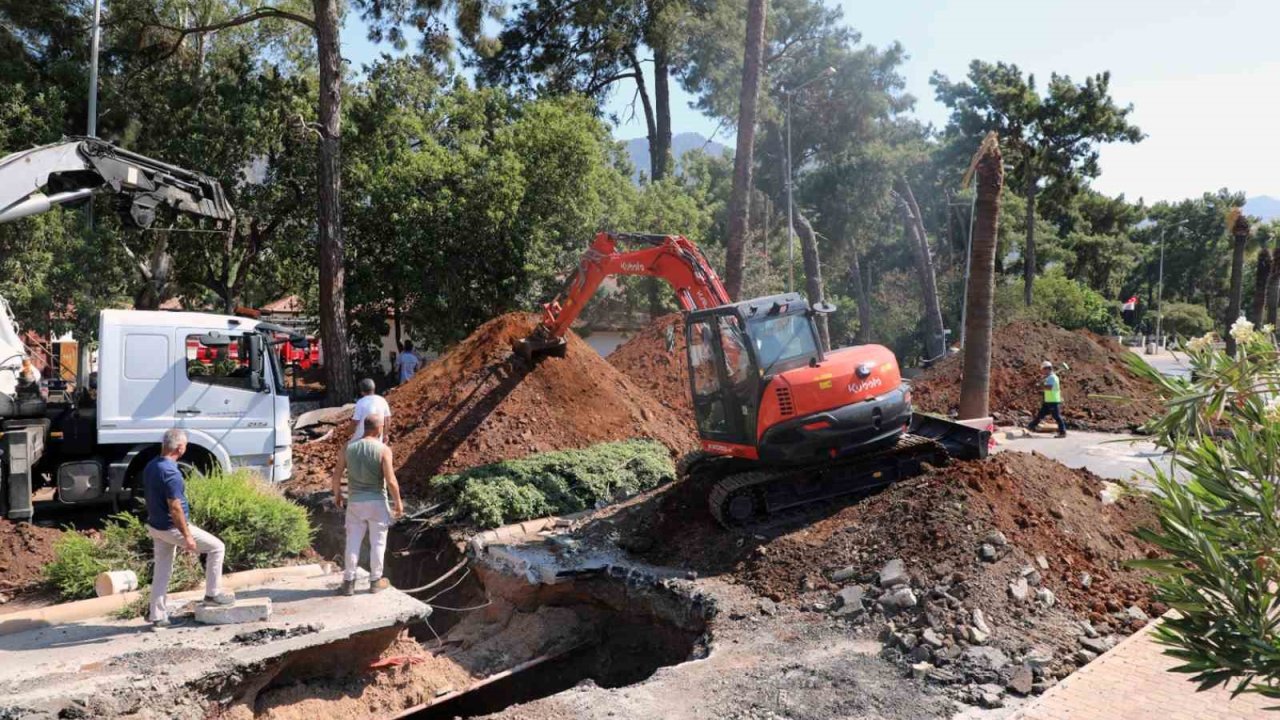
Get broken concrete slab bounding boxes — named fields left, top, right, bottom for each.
left=194, top=597, right=272, bottom=625
left=0, top=569, right=429, bottom=719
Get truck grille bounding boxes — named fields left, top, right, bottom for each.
left=775, top=386, right=795, bottom=416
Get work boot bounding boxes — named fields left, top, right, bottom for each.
left=338, top=579, right=356, bottom=596
left=1055, top=431, right=1067, bottom=438
left=203, top=592, right=236, bottom=606
left=370, top=578, right=391, bottom=594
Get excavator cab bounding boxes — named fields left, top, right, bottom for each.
left=686, top=293, right=821, bottom=454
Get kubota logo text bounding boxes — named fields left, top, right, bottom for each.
left=847, top=376, right=883, bottom=394
left=621, top=262, right=647, bottom=273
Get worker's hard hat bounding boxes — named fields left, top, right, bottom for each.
left=1041, top=360, right=1053, bottom=369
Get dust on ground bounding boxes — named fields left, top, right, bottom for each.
left=289, top=313, right=697, bottom=497
left=911, top=321, right=1163, bottom=432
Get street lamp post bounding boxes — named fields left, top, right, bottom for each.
left=783, top=67, right=836, bottom=293
left=1155, top=219, right=1189, bottom=348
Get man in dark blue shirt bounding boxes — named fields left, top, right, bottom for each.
left=143, top=428, right=235, bottom=629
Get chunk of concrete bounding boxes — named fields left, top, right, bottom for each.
left=879, top=558, right=909, bottom=588
left=195, top=598, right=272, bottom=625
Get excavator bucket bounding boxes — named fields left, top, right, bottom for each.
left=908, top=413, right=990, bottom=460
left=513, top=335, right=567, bottom=362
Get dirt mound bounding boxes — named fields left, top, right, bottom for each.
left=607, top=314, right=696, bottom=439
left=291, top=314, right=697, bottom=496
left=911, top=321, right=1163, bottom=431
left=0, top=519, right=62, bottom=592
left=595, top=450, right=1161, bottom=685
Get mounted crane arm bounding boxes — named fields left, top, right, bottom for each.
left=0, top=137, right=234, bottom=228
left=517, top=232, right=731, bottom=358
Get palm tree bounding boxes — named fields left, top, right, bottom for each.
left=958, top=132, right=1003, bottom=420
left=1225, top=209, right=1249, bottom=357
left=722, top=0, right=768, bottom=300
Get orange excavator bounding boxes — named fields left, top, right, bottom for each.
left=518, top=232, right=987, bottom=526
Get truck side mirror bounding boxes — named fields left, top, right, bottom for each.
left=248, top=335, right=267, bottom=392
left=249, top=371, right=265, bottom=392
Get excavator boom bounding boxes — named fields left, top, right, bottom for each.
left=0, top=137, right=234, bottom=228
left=517, top=232, right=730, bottom=358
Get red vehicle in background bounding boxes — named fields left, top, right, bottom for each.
left=187, top=335, right=320, bottom=371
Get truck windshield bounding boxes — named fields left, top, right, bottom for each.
left=748, top=313, right=817, bottom=372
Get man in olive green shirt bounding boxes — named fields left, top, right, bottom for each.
left=331, top=414, right=404, bottom=595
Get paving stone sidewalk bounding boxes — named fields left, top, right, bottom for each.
left=1014, top=618, right=1272, bottom=720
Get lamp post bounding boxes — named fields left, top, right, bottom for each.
left=87, top=0, right=102, bottom=137
left=783, top=66, right=836, bottom=292
left=1155, top=218, right=1189, bottom=348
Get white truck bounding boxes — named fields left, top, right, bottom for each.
left=0, top=137, right=302, bottom=520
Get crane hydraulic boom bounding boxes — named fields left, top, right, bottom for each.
left=0, top=137, right=234, bottom=228
left=517, top=232, right=731, bottom=357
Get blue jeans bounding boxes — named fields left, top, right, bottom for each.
left=1029, top=402, right=1066, bottom=433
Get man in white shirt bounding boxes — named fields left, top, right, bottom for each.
left=350, top=378, right=391, bottom=444
left=396, top=340, right=421, bottom=385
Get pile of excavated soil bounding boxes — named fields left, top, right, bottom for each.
left=291, top=314, right=696, bottom=496
left=0, top=520, right=62, bottom=592
left=607, top=314, right=697, bottom=440
left=594, top=451, right=1161, bottom=688
left=911, top=321, right=1163, bottom=432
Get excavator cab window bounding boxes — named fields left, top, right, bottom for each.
left=687, top=313, right=761, bottom=445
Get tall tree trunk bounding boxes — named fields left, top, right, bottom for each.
left=722, top=0, right=767, bottom=301
left=1249, top=243, right=1271, bottom=323
left=651, top=45, right=673, bottom=182
left=626, top=49, right=658, bottom=181
left=1224, top=215, right=1249, bottom=357
left=896, top=179, right=946, bottom=360
left=849, top=248, right=872, bottom=344
left=314, top=0, right=353, bottom=404
left=794, top=211, right=828, bottom=350
left=1022, top=167, right=1036, bottom=307
left=1267, top=247, right=1280, bottom=327
left=958, top=135, right=1003, bottom=420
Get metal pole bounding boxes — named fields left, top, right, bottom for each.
left=959, top=192, right=976, bottom=348
left=785, top=91, right=794, bottom=293
left=87, top=0, right=102, bottom=137
left=1156, top=226, right=1165, bottom=347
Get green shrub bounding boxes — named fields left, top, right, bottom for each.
left=44, top=513, right=200, bottom=601
left=186, top=468, right=313, bottom=570
left=1159, top=301, right=1214, bottom=337
left=995, top=271, right=1118, bottom=333
left=430, top=440, right=676, bottom=528
left=44, top=468, right=311, bottom=601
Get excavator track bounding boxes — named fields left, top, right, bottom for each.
left=707, top=433, right=949, bottom=529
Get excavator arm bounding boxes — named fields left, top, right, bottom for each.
left=0, top=137, right=234, bottom=228
left=517, top=232, right=731, bottom=358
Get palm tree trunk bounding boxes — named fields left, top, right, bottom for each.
left=1224, top=214, right=1249, bottom=356
left=1249, top=243, right=1271, bottom=323
left=314, top=0, right=354, bottom=404
left=896, top=179, right=946, bottom=359
left=959, top=135, right=1003, bottom=420
left=722, top=0, right=767, bottom=301
left=1022, top=167, right=1036, bottom=307
left=1267, top=248, right=1280, bottom=327
left=794, top=211, right=828, bottom=350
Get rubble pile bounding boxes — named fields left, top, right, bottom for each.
left=911, top=320, right=1163, bottom=432
left=291, top=313, right=696, bottom=496
left=600, top=451, right=1162, bottom=707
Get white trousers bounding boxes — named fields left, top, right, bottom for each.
left=344, top=500, right=392, bottom=583
left=148, top=523, right=225, bottom=622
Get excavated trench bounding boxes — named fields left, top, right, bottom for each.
left=283, top=506, right=713, bottom=719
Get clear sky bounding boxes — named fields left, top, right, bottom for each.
left=342, top=0, right=1280, bottom=203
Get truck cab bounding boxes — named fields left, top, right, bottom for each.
left=1, top=309, right=296, bottom=520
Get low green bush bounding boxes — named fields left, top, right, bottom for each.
left=995, top=271, right=1118, bottom=334
left=44, top=468, right=312, bottom=601
left=44, top=513, right=200, bottom=601
left=186, top=468, right=313, bottom=570
left=1159, top=301, right=1214, bottom=337
left=430, top=440, right=676, bottom=528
